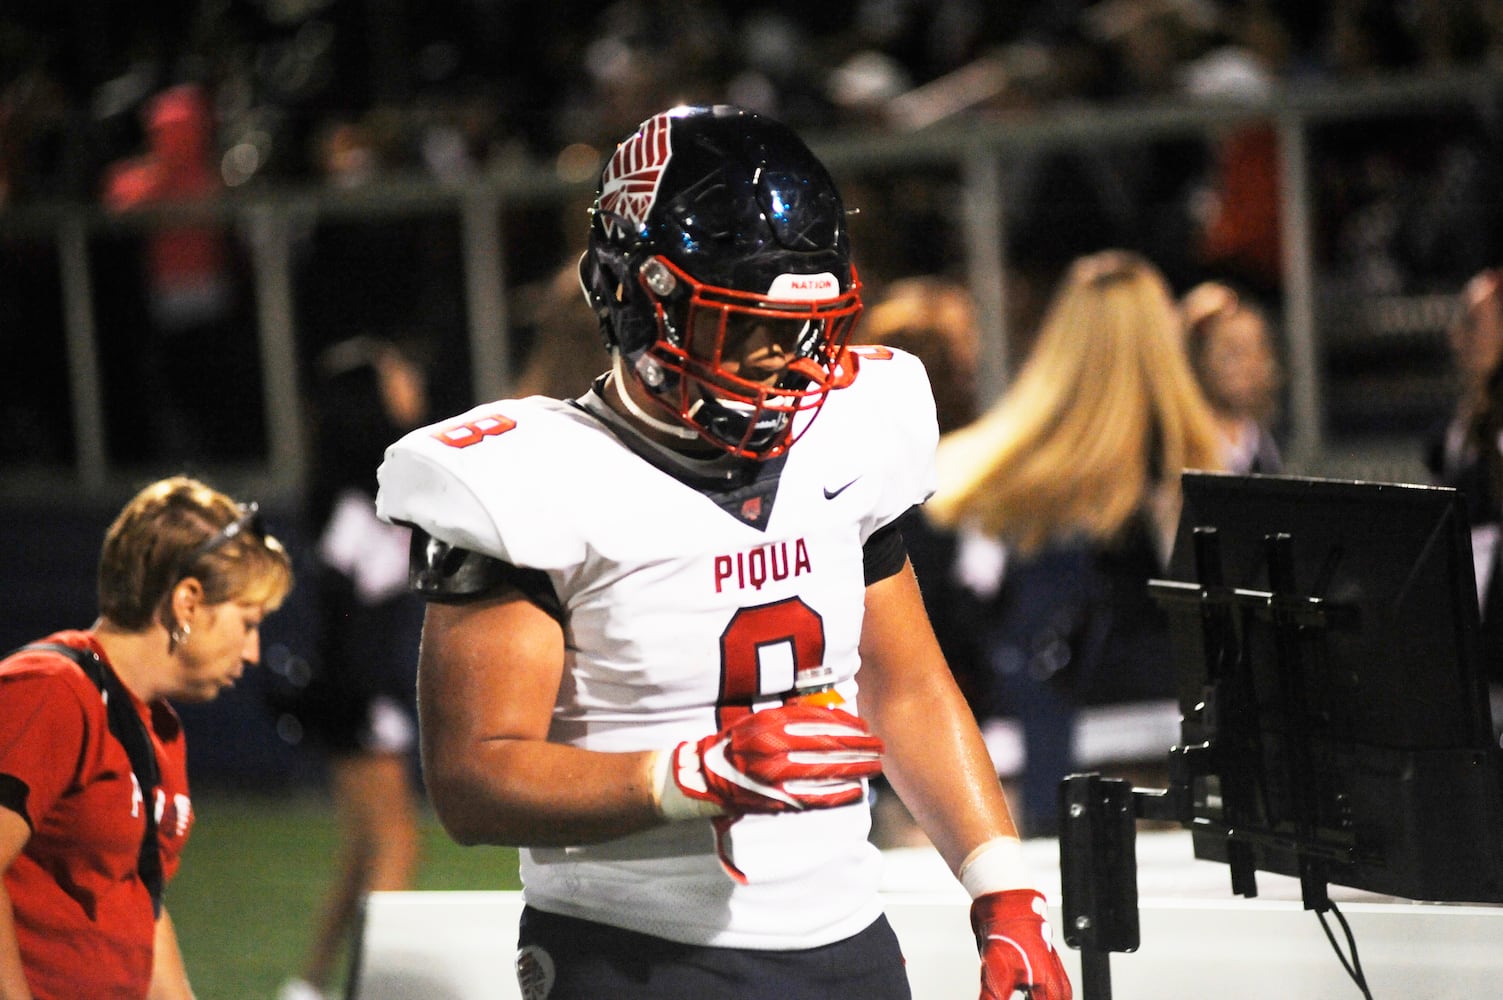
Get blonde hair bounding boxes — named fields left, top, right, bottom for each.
left=927, top=250, right=1225, bottom=554
left=98, top=475, right=294, bottom=631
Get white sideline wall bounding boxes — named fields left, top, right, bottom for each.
left=351, top=833, right=1503, bottom=1000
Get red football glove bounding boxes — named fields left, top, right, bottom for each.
left=662, top=703, right=884, bottom=817
left=972, top=889, right=1073, bottom=1000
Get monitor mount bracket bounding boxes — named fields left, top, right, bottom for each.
left=1059, top=526, right=1345, bottom=999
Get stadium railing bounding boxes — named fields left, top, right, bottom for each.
left=1, top=69, right=1497, bottom=508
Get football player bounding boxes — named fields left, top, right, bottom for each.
left=376, top=104, right=1072, bottom=1000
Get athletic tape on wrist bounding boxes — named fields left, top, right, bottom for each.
left=958, top=836, right=1031, bottom=899
left=650, top=746, right=726, bottom=821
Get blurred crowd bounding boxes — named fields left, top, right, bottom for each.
left=3, top=0, right=1503, bottom=206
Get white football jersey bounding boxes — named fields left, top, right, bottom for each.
left=376, top=346, right=938, bottom=948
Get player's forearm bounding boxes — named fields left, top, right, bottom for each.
left=423, top=737, right=664, bottom=846
left=870, top=679, right=1020, bottom=873
left=857, top=565, right=1021, bottom=872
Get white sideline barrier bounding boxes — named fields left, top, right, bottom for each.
left=352, top=833, right=1503, bottom=999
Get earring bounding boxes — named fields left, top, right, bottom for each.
left=169, top=622, right=192, bottom=648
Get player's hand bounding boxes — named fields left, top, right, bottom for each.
left=656, top=703, right=884, bottom=818
left=972, top=889, right=1073, bottom=1000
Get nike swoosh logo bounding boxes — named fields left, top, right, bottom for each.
left=823, top=478, right=859, bottom=500
left=702, top=741, right=800, bottom=808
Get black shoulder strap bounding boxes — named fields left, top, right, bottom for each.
left=15, top=642, right=164, bottom=914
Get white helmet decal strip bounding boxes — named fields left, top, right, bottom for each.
left=767, top=272, right=840, bottom=300
left=599, top=112, right=674, bottom=240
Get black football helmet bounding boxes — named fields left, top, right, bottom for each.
left=580, top=104, right=863, bottom=459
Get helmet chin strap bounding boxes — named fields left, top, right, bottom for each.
left=610, top=351, right=702, bottom=440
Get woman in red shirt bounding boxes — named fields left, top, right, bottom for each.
left=0, top=476, right=293, bottom=999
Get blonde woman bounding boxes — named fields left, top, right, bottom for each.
left=926, top=250, right=1225, bottom=836
left=0, top=476, right=293, bottom=999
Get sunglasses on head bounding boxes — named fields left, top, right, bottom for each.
left=175, top=502, right=265, bottom=582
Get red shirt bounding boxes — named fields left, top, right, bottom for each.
left=0, top=631, right=193, bottom=1000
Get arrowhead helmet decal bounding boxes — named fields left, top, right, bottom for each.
left=598, top=111, right=674, bottom=241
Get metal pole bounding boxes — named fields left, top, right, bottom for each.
left=56, top=212, right=107, bottom=490
left=1080, top=949, right=1114, bottom=1000
left=1276, top=111, right=1323, bottom=471
left=246, top=205, right=306, bottom=500
left=961, top=150, right=1010, bottom=407
left=460, top=186, right=510, bottom=403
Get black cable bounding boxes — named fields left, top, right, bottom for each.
left=1315, top=900, right=1373, bottom=999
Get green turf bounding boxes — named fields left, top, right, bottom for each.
left=168, top=790, right=520, bottom=1000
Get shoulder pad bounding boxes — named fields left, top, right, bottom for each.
left=406, top=527, right=561, bottom=618
left=409, top=528, right=507, bottom=598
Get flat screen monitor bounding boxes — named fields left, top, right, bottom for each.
left=1154, top=471, right=1503, bottom=903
